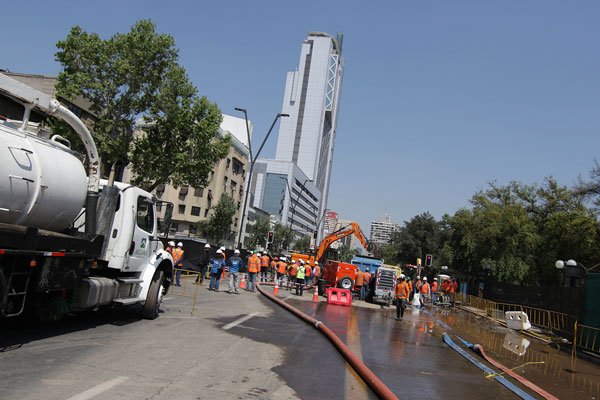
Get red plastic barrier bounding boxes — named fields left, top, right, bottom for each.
left=326, top=287, right=352, bottom=306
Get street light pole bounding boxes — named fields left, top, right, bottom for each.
left=235, top=109, right=289, bottom=249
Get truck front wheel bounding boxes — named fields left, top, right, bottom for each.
left=338, top=277, right=353, bottom=290
left=143, top=270, right=165, bottom=320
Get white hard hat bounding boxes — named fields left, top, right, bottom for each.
left=234, top=249, right=240, bottom=254
left=315, top=261, right=318, bottom=265
left=168, top=241, right=175, bottom=246
left=417, top=276, right=420, bottom=279
left=400, top=274, right=405, bottom=278
left=216, top=249, right=222, bottom=254
left=300, top=260, right=305, bottom=264
left=204, top=243, right=211, bottom=249
left=280, top=257, right=286, bottom=261
left=177, top=242, right=183, bottom=247
left=434, top=277, right=438, bottom=281
left=256, top=253, right=261, bottom=257
left=423, top=277, right=428, bottom=281
left=220, top=246, right=225, bottom=251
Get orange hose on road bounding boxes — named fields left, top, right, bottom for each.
left=472, top=344, right=559, bottom=400
left=257, top=282, right=399, bottom=400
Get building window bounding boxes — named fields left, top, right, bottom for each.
left=226, top=158, right=231, bottom=170
left=178, top=204, right=186, bottom=214
left=194, top=187, right=204, bottom=197
left=230, top=181, right=237, bottom=195
left=232, top=159, right=243, bottom=175
left=209, top=171, right=214, bottom=182
left=189, top=225, right=197, bottom=235
left=191, top=206, right=200, bottom=216
left=223, top=177, right=228, bottom=191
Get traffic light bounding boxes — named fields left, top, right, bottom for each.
left=267, top=231, right=274, bottom=243
left=425, top=254, right=433, bottom=267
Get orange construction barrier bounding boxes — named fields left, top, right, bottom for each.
left=326, top=288, right=352, bottom=307
left=273, top=281, right=279, bottom=296
left=240, top=274, right=247, bottom=289
left=312, top=285, right=319, bottom=302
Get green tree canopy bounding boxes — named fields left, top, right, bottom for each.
left=55, top=20, right=228, bottom=189
left=293, top=235, right=311, bottom=253
left=247, top=217, right=270, bottom=250
left=197, top=194, right=236, bottom=243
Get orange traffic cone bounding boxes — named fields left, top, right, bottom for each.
left=312, top=285, right=319, bottom=302
left=273, top=281, right=279, bottom=296
left=240, top=274, right=246, bottom=289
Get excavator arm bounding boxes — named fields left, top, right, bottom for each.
left=315, top=222, right=370, bottom=262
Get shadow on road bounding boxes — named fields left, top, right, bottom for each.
left=0, top=306, right=145, bottom=353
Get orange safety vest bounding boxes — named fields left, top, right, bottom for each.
left=431, top=281, right=438, bottom=292
left=248, top=255, right=260, bottom=273
left=355, top=271, right=364, bottom=286
left=172, top=248, right=184, bottom=267
left=270, top=260, right=277, bottom=270
left=260, top=255, right=270, bottom=268
left=314, top=265, right=321, bottom=277
left=363, top=272, right=371, bottom=284
left=289, top=264, right=298, bottom=277
left=420, top=282, right=430, bottom=295
left=304, top=265, right=311, bottom=277
left=395, top=282, right=409, bottom=299
left=277, top=261, right=287, bottom=274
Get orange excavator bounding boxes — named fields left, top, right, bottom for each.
left=291, top=222, right=370, bottom=266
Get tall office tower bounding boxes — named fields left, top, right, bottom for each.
left=370, top=214, right=400, bottom=245
left=275, top=32, right=345, bottom=235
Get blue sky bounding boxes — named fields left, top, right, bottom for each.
left=3, top=1, right=599, bottom=230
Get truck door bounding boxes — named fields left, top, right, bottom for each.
left=126, top=195, right=155, bottom=271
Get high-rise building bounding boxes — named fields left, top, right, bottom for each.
left=370, top=214, right=399, bottom=245
left=273, top=32, right=345, bottom=239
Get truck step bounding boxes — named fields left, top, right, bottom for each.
left=116, top=277, right=143, bottom=284
left=113, top=297, right=144, bottom=305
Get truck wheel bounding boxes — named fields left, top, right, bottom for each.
left=338, top=277, right=353, bottom=290
left=143, top=270, right=164, bottom=320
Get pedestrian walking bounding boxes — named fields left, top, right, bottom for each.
left=419, top=277, right=430, bottom=308
left=227, top=249, right=243, bottom=294
left=208, top=249, right=225, bottom=291
left=394, top=274, right=410, bottom=320
left=260, top=252, right=270, bottom=283
left=295, top=261, right=306, bottom=296
left=247, top=252, right=260, bottom=292
left=172, top=242, right=184, bottom=286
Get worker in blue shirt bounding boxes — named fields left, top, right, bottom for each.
left=209, top=249, right=225, bottom=292
left=227, top=249, right=244, bottom=294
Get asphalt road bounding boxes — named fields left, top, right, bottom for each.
left=2, top=280, right=600, bottom=400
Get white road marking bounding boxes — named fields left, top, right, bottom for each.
left=162, top=297, right=173, bottom=301
left=223, top=312, right=261, bottom=331
left=65, top=376, right=129, bottom=400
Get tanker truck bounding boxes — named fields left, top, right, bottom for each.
left=0, top=72, right=174, bottom=321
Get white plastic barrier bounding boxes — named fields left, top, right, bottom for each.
left=505, top=311, right=532, bottom=331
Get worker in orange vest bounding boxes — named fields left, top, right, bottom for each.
left=172, top=242, right=184, bottom=286
left=354, top=269, right=364, bottom=300
left=270, top=257, right=278, bottom=282
left=247, top=252, right=260, bottom=292
left=362, top=269, right=372, bottom=300
left=394, top=274, right=410, bottom=320
left=165, top=240, right=175, bottom=257
left=287, top=260, right=298, bottom=291
left=419, top=277, right=430, bottom=309
left=260, top=252, right=270, bottom=283
left=313, top=261, right=321, bottom=287
left=276, top=257, right=287, bottom=286
left=304, top=260, right=312, bottom=285
left=431, top=277, right=439, bottom=304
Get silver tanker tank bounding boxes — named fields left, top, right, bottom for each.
left=0, top=121, right=88, bottom=232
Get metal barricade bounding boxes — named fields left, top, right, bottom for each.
left=170, top=268, right=201, bottom=315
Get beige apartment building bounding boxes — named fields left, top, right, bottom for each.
left=126, top=115, right=251, bottom=247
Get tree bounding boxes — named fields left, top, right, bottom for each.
left=271, top=224, right=294, bottom=254
left=390, top=212, right=445, bottom=267
left=55, top=20, right=228, bottom=189
left=247, top=217, right=270, bottom=250
left=197, top=194, right=236, bottom=242
left=338, top=245, right=359, bottom=263
left=293, top=235, right=311, bottom=252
